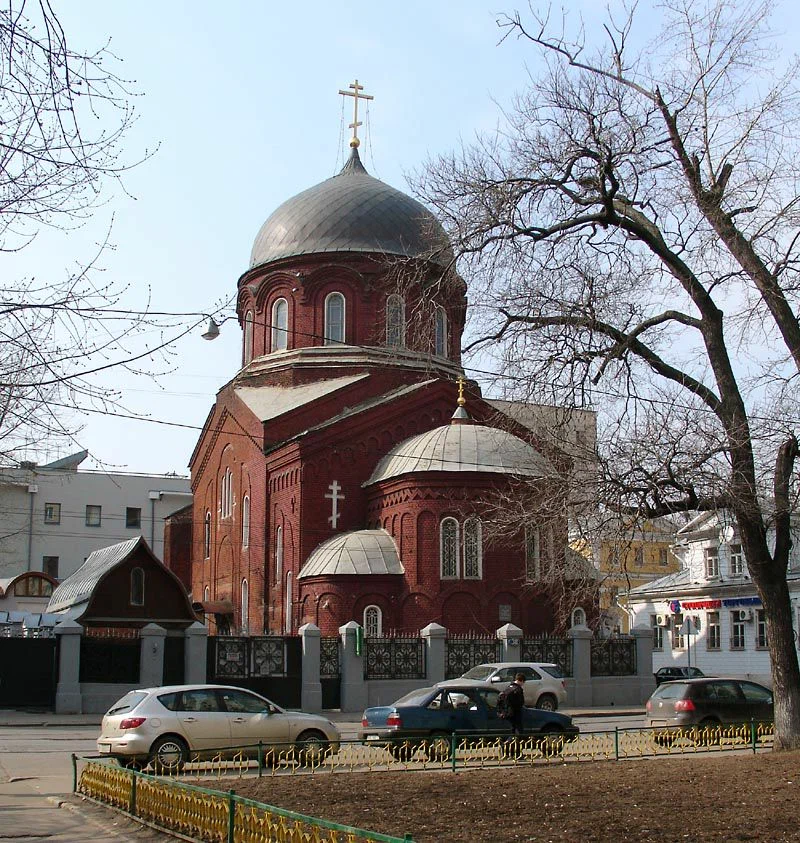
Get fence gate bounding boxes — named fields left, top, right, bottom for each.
left=320, top=637, right=340, bottom=709
left=207, top=636, right=302, bottom=708
left=0, top=637, right=57, bottom=707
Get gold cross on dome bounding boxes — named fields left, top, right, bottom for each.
left=338, top=79, right=374, bottom=148
left=457, top=376, right=466, bottom=407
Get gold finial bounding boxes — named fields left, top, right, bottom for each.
left=338, top=79, right=374, bottom=148
left=457, top=376, right=466, bottom=407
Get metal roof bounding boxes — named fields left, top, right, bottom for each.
left=366, top=423, right=555, bottom=485
left=47, top=537, right=144, bottom=613
left=249, top=147, right=452, bottom=269
left=298, top=529, right=404, bottom=579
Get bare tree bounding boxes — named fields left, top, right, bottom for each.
left=415, top=0, right=800, bottom=748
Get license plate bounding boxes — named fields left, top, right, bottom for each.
left=365, top=735, right=379, bottom=741
left=98, top=744, right=111, bottom=754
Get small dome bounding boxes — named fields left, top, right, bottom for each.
left=366, top=424, right=554, bottom=485
left=250, top=148, right=452, bottom=269
left=298, top=529, right=404, bottom=579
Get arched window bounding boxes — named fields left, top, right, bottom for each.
left=204, top=511, right=211, bottom=558
left=242, top=495, right=250, bottom=548
left=284, top=571, right=293, bottom=634
left=241, top=579, right=249, bottom=634
left=463, top=517, right=482, bottom=579
left=525, top=526, right=541, bottom=581
left=571, top=607, right=586, bottom=627
left=440, top=517, right=459, bottom=578
left=434, top=307, right=447, bottom=357
left=130, top=567, right=145, bottom=606
left=271, top=298, right=288, bottom=351
left=275, top=525, right=283, bottom=579
left=364, top=605, right=382, bottom=637
left=243, top=311, right=254, bottom=364
left=385, top=294, right=405, bottom=348
left=324, top=292, right=345, bottom=345
left=203, top=585, right=210, bottom=627
left=221, top=468, right=233, bottom=518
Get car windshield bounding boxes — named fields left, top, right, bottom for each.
left=106, top=691, right=147, bottom=715
left=652, top=682, right=689, bottom=699
left=393, top=688, right=437, bottom=706
left=461, top=666, right=495, bottom=680
left=540, top=665, right=564, bottom=679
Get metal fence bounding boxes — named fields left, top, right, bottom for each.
left=590, top=637, right=636, bottom=676
left=521, top=636, right=573, bottom=677
left=211, top=636, right=288, bottom=679
left=364, top=636, right=425, bottom=680
left=444, top=636, right=503, bottom=679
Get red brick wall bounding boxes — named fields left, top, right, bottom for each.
left=162, top=504, right=193, bottom=590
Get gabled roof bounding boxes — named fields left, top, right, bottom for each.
left=626, top=568, right=695, bottom=595
left=235, top=374, right=369, bottom=422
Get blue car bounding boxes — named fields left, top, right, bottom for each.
left=359, top=681, right=579, bottom=760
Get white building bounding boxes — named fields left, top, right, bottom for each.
left=0, top=451, right=191, bottom=581
left=625, top=510, right=800, bottom=687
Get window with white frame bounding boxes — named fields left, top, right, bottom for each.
left=672, top=613, right=685, bottom=649
left=705, top=546, right=720, bottom=578
left=658, top=547, right=669, bottom=566
left=707, top=611, right=720, bottom=649
left=244, top=310, right=254, bottom=364
left=756, top=608, right=768, bottom=648
left=204, top=511, right=211, bottom=558
left=651, top=615, right=664, bottom=650
left=525, top=526, right=540, bottom=581
left=241, top=579, right=249, bottom=634
left=284, top=571, right=292, bottom=634
left=271, top=298, right=288, bottom=351
left=729, top=544, right=744, bottom=577
left=275, top=525, right=283, bottom=579
left=731, top=613, right=746, bottom=649
left=385, top=294, right=405, bottom=348
left=440, top=517, right=459, bottom=578
left=203, top=585, right=210, bottom=626
left=463, top=517, right=482, bottom=579
left=324, top=292, right=345, bottom=345
left=85, top=504, right=102, bottom=527
left=364, top=605, right=382, bottom=637
left=44, top=502, right=61, bottom=524
left=434, top=306, right=447, bottom=357
left=242, top=495, right=250, bottom=548
left=221, top=468, right=233, bottom=518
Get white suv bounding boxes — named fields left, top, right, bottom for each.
left=439, top=662, right=568, bottom=710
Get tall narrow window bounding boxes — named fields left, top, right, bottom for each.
left=364, top=605, right=382, bottom=637
left=203, top=585, right=210, bottom=627
left=324, top=292, right=345, bottom=345
left=463, top=517, right=482, bottom=579
left=707, top=611, right=721, bottom=649
left=221, top=468, right=233, bottom=518
left=241, top=579, right=249, bottom=634
left=271, top=298, right=288, bottom=351
left=385, top=294, right=405, bottom=347
left=571, top=607, right=586, bottom=627
left=729, top=544, right=744, bottom=577
left=242, top=495, right=250, bottom=548
left=434, top=306, right=447, bottom=357
left=525, top=526, right=540, bottom=581
left=275, top=525, right=283, bottom=579
left=651, top=615, right=664, bottom=650
left=440, top=517, right=459, bottom=578
left=204, top=511, right=211, bottom=558
left=284, top=571, right=293, bottom=634
left=756, top=609, right=768, bottom=648
left=130, top=567, right=145, bottom=606
left=705, top=546, right=719, bottom=578
left=244, top=310, right=254, bottom=363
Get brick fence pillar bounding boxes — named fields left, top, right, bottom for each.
left=55, top=619, right=82, bottom=714
left=568, top=623, right=593, bottom=706
left=184, top=621, right=208, bottom=684
left=497, top=623, right=523, bottom=661
left=339, top=621, right=367, bottom=713
left=299, top=622, right=322, bottom=712
left=421, top=622, right=447, bottom=683
left=139, top=623, right=167, bottom=687
left=631, top=624, right=656, bottom=703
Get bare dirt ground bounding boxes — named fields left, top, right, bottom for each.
left=231, top=751, right=800, bottom=842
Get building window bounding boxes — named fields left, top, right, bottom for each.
left=275, top=525, right=283, bottom=579
left=244, top=310, right=254, bottom=363
left=672, top=613, right=685, bottom=649
left=241, top=579, right=249, bottom=634
left=731, top=613, right=746, bottom=650
left=221, top=468, right=233, bottom=518
left=385, top=294, right=405, bottom=348
left=130, top=567, right=145, bottom=606
left=16, top=574, right=52, bottom=596
left=634, top=546, right=644, bottom=567
left=658, top=547, right=669, bottom=566
left=707, top=611, right=720, bottom=650
left=43, top=503, right=61, bottom=524
left=126, top=507, right=142, bottom=529
left=204, top=511, right=211, bottom=559
left=730, top=544, right=744, bottom=577
left=85, top=505, right=102, bottom=527
left=364, top=605, right=382, bottom=637
left=440, top=517, right=459, bottom=578
left=284, top=571, right=293, bottom=634
left=651, top=615, right=664, bottom=650
left=434, top=306, right=447, bottom=357
left=572, top=607, right=586, bottom=627
left=463, top=517, right=482, bottom=579
left=42, top=557, right=59, bottom=580
left=242, top=496, right=250, bottom=548
left=705, top=546, right=719, bottom=578
left=525, top=526, right=540, bottom=580
left=324, top=292, right=345, bottom=345
left=756, top=609, right=768, bottom=649
left=271, top=298, right=288, bottom=351
left=203, top=585, right=210, bottom=627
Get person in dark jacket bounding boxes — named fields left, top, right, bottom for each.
left=506, top=673, right=526, bottom=736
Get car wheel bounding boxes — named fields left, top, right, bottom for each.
left=423, top=733, right=451, bottom=762
left=536, top=694, right=558, bottom=711
left=149, top=735, right=188, bottom=773
left=537, top=728, right=565, bottom=758
left=691, top=718, right=721, bottom=746
left=294, top=730, right=330, bottom=767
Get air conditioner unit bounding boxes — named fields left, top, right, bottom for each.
left=733, top=609, right=754, bottom=622
left=655, top=614, right=670, bottom=627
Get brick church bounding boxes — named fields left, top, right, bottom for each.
left=189, top=90, right=587, bottom=637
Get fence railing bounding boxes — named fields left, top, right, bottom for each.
left=590, top=637, right=636, bottom=676
left=521, top=636, right=573, bottom=676
left=445, top=637, right=503, bottom=679
left=364, top=636, right=425, bottom=680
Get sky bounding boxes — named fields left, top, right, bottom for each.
left=10, top=0, right=800, bottom=476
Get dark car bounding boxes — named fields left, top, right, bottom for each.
left=653, top=666, right=705, bottom=686
left=646, top=677, right=773, bottom=736
left=359, top=682, right=579, bottom=760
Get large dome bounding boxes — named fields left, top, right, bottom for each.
left=366, top=423, right=555, bottom=485
left=249, top=148, right=452, bottom=270
left=298, top=529, right=403, bottom=579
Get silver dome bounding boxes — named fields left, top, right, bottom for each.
left=249, top=148, right=452, bottom=269
left=366, top=423, right=555, bottom=485
left=298, top=529, right=404, bottom=579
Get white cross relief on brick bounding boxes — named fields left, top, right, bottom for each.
left=325, top=480, right=345, bottom=529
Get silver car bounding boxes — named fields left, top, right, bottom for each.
left=438, top=662, right=568, bottom=710
left=97, top=684, right=340, bottom=770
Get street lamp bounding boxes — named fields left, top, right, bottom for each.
left=201, top=317, right=221, bottom=341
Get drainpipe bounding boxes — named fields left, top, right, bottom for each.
left=148, top=490, right=162, bottom=548
left=26, top=482, right=37, bottom=571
